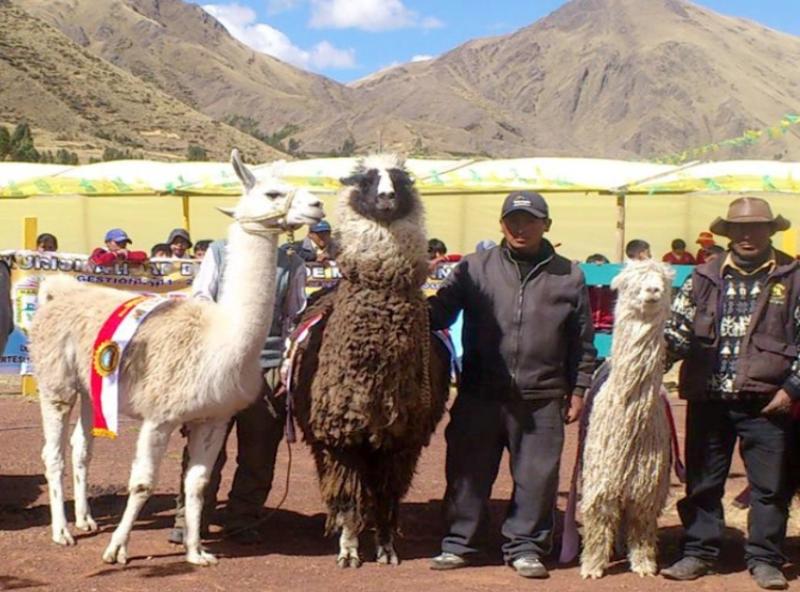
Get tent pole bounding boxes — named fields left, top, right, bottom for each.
left=615, top=192, right=626, bottom=263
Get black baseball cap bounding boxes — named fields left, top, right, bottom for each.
left=501, top=191, right=549, bottom=219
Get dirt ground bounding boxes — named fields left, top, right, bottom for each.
left=0, top=390, right=798, bottom=592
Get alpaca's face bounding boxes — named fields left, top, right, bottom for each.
left=226, top=149, right=325, bottom=232
left=341, top=157, right=416, bottom=224
left=612, top=260, right=674, bottom=316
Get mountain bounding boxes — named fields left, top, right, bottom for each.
left=9, top=0, right=800, bottom=160
left=15, top=0, right=354, bottom=156
left=0, top=0, right=285, bottom=162
left=346, top=0, right=800, bottom=159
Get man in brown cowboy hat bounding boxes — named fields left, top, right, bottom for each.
left=662, top=197, right=798, bottom=590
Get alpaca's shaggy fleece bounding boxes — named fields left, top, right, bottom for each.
left=580, top=259, right=675, bottom=579
left=291, top=155, right=450, bottom=565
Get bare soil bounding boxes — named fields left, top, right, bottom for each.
left=0, top=392, right=798, bottom=592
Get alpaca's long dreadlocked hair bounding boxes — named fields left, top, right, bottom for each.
left=580, top=259, right=675, bottom=579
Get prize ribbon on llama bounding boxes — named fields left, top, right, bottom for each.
left=89, top=295, right=173, bottom=438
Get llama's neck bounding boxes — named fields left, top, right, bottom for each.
left=216, top=223, right=279, bottom=363
left=608, top=309, right=669, bottom=399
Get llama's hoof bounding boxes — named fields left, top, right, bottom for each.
left=580, top=566, right=605, bottom=580
left=75, top=515, right=98, bottom=532
left=376, top=545, right=400, bottom=566
left=630, top=563, right=658, bottom=577
left=102, top=541, right=128, bottom=565
left=336, top=553, right=362, bottom=568
left=186, top=549, right=218, bottom=566
left=52, top=527, right=75, bottom=546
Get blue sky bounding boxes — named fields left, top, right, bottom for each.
left=195, top=1, right=800, bottom=82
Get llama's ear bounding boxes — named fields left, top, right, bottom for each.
left=216, top=206, right=236, bottom=218
left=231, top=149, right=256, bottom=192
left=340, top=174, right=363, bottom=186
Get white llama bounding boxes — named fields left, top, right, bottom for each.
left=580, top=259, right=675, bottom=579
left=28, top=150, right=324, bottom=566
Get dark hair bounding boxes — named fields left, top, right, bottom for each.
left=150, top=243, right=171, bottom=257
left=194, top=240, right=212, bottom=253
left=36, top=233, right=58, bottom=249
left=585, top=253, right=609, bottom=264
left=671, top=238, right=686, bottom=250
left=428, top=238, right=447, bottom=256
left=625, top=239, right=650, bottom=259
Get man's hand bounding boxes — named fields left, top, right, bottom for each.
left=565, top=393, right=584, bottom=424
left=116, top=248, right=129, bottom=260
left=761, top=389, right=793, bottom=415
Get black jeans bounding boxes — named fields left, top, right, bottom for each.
left=440, top=395, right=565, bottom=562
left=679, top=400, right=794, bottom=568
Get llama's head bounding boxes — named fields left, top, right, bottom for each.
left=611, top=259, right=675, bottom=318
left=220, top=149, right=325, bottom=234
left=339, top=154, right=419, bottom=224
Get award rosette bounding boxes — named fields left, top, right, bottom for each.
left=89, top=294, right=172, bottom=438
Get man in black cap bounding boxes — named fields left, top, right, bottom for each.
left=428, top=191, right=596, bottom=579
left=663, top=197, right=800, bottom=590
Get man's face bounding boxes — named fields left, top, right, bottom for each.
left=195, top=247, right=207, bottom=260
left=37, top=238, right=56, bottom=252
left=309, top=230, right=331, bottom=249
left=500, top=211, right=549, bottom=254
left=728, top=223, right=772, bottom=260
left=170, top=238, right=191, bottom=257
left=106, top=240, right=128, bottom=252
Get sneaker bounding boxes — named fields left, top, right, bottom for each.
left=430, top=552, right=469, bottom=570
left=661, top=556, right=714, bottom=580
left=750, top=563, right=788, bottom=590
left=510, top=555, right=548, bottom=579
left=167, top=527, right=184, bottom=545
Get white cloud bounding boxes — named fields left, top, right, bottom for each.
left=309, top=0, right=443, bottom=32
left=266, top=0, right=302, bottom=14
left=411, top=54, right=433, bottom=62
left=203, top=3, right=356, bottom=70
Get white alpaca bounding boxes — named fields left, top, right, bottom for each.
left=580, top=259, right=675, bottom=579
left=29, top=150, right=324, bottom=566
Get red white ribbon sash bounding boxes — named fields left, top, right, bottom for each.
left=89, top=295, right=172, bottom=438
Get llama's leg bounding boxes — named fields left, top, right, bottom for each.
left=579, top=497, right=619, bottom=579
left=336, top=511, right=362, bottom=569
left=71, top=393, right=97, bottom=532
left=626, top=505, right=659, bottom=577
left=102, top=419, right=174, bottom=564
left=373, top=447, right=419, bottom=566
left=40, top=394, right=75, bottom=546
left=183, top=419, right=229, bottom=566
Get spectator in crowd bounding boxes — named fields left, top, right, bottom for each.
left=662, top=239, right=696, bottom=265
left=150, top=243, right=171, bottom=258
left=294, top=220, right=339, bottom=263
left=662, top=197, right=798, bottom=590
left=428, top=191, right=595, bottom=579
left=586, top=253, right=609, bottom=264
left=194, top=239, right=212, bottom=260
left=695, top=231, right=717, bottom=264
left=89, top=228, right=148, bottom=267
left=475, top=239, right=497, bottom=253
left=169, top=236, right=306, bottom=545
left=585, top=253, right=614, bottom=333
left=625, top=239, right=651, bottom=261
left=36, top=233, right=58, bottom=253
left=167, top=228, right=192, bottom=259
left=428, top=238, right=462, bottom=273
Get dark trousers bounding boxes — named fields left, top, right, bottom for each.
left=441, top=395, right=565, bottom=562
left=174, top=378, right=286, bottom=530
left=679, top=400, right=793, bottom=568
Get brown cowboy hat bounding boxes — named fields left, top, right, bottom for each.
left=709, top=197, right=790, bottom=237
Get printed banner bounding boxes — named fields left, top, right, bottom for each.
left=0, top=250, right=199, bottom=374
